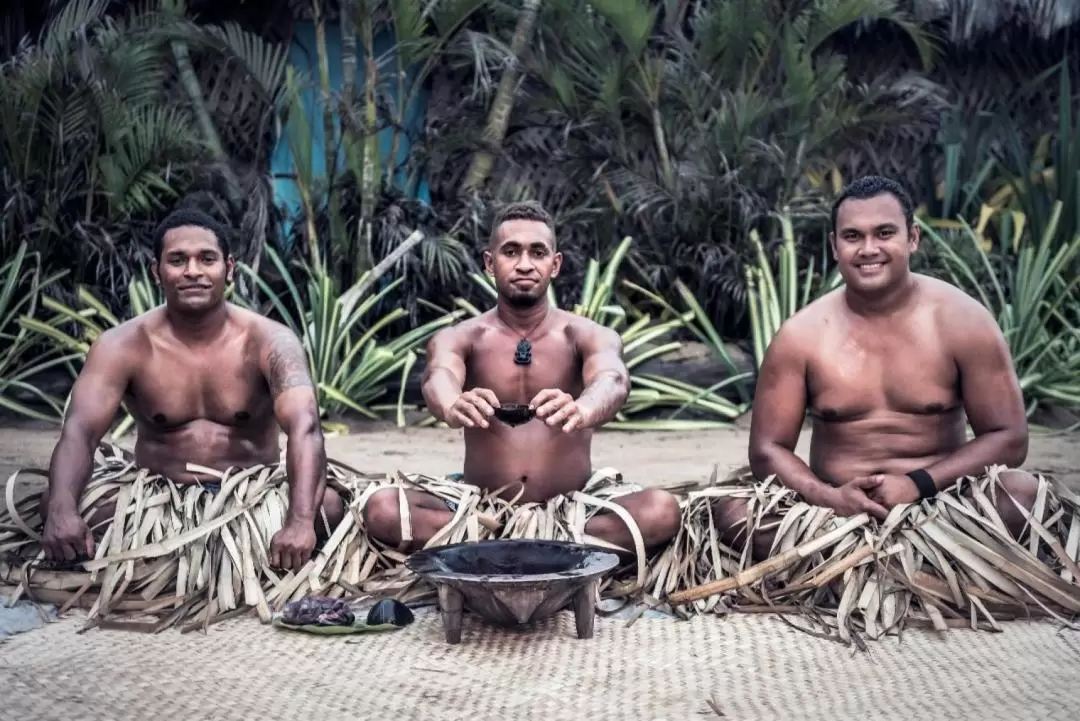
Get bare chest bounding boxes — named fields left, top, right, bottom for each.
left=126, top=343, right=271, bottom=429
left=466, top=331, right=582, bottom=405
left=806, top=319, right=960, bottom=420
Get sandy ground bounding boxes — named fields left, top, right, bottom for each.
left=2, top=420, right=1079, bottom=493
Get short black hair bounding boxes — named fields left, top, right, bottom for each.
left=489, top=200, right=556, bottom=249
left=151, top=208, right=231, bottom=261
left=830, top=175, right=915, bottom=231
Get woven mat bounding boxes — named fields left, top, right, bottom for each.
left=1, top=610, right=1079, bottom=721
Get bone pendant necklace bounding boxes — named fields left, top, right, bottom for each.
left=511, top=310, right=550, bottom=366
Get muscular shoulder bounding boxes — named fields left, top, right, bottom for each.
left=919, top=275, right=997, bottom=329
left=429, top=313, right=489, bottom=353
left=564, top=311, right=621, bottom=351
left=762, top=289, right=841, bottom=362
left=244, top=311, right=313, bottom=395
left=91, top=310, right=156, bottom=360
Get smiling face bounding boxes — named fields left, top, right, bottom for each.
left=152, top=225, right=234, bottom=314
left=830, top=192, right=919, bottom=295
left=484, top=218, right=562, bottom=308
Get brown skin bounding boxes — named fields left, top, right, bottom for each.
left=716, top=193, right=1036, bottom=559
left=362, top=218, right=682, bottom=552
left=39, top=225, right=342, bottom=571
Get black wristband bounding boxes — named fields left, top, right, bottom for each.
left=906, top=469, right=937, bottom=500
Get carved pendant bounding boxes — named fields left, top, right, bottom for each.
left=514, top=338, right=533, bottom=366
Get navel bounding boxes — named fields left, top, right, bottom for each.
left=235, top=411, right=251, bottom=422
left=152, top=413, right=167, bottom=425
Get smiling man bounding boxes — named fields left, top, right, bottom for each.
left=711, top=175, right=1043, bottom=559
left=37, top=208, right=346, bottom=572
left=361, top=201, right=681, bottom=556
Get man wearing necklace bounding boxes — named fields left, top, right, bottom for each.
left=361, top=201, right=683, bottom=555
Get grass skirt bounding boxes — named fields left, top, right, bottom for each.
left=661, top=465, right=1080, bottom=646
left=0, top=445, right=659, bottom=631
left=0, top=444, right=375, bottom=632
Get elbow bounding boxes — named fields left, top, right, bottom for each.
left=287, top=410, right=324, bottom=442
left=748, top=440, right=778, bottom=480
left=1000, top=427, right=1028, bottom=468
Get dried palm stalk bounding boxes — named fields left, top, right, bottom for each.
left=661, top=465, right=1080, bottom=644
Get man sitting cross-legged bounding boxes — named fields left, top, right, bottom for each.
left=713, top=176, right=1058, bottom=560
left=361, top=201, right=681, bottom=556
left=35, top=208, right=348, bottom=574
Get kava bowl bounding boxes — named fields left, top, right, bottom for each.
left=405, top=539, right=621, bottom=644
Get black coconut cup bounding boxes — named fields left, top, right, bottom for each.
left=493, top=403, right=535, bottom=427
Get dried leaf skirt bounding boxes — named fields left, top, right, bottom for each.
left=0, top=448, right=662, bottom=630
left=0, top=444, right=374, bottom=632
left=664, top=465, right=1080, bottom=642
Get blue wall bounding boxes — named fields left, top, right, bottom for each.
left=270, top=21, right=432, bottom=243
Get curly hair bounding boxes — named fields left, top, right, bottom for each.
left=489, top=200, right=556, bottom=248
left=150, top=208, right=232, bottom=261
left=830, top=175, right=915, bottom=231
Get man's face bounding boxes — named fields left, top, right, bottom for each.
left=830, top=193, right=919, bottom=294
left=153, top=225, right=234, bottom=314
left=483, top=219, right=562, bottom=308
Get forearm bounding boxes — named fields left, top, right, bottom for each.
left=283, top=425, right=327, bottom=524
left=46, top=429, right=97, bottom=515
left=576, top=372, right=629, bottom=426
left=422, top=366, right=464, bottom=421
left=923, top=429, right=1027, bottom=490
left=750, top=443, right=838, bottom=507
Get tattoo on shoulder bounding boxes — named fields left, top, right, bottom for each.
left=266, top=328, right=313, bottom=397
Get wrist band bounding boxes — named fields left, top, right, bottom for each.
left=906, top=469, right=937, bottom=500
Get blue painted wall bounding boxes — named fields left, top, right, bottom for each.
left=270, top=21, right=432, bottom=245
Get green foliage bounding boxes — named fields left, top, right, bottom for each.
left=234, top=245, right=467, bottom=429
left=0, top=243, right=77, bottom=423
left=17, top=269, right=162, bottom=437
left=920, top=206, right=1080, bottom=416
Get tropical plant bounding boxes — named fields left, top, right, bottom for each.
left=744, top=214, right=843, bottom=368
left=919, top=204, right=1080, bottom=416
left=17, top=268, right=163, bottom=437
left=0, top=243, right=77, bottom=422
left=0, top=0, right=292, bottom=312
left=460, top=237, right=751, bottom=428
left=444, top=0, right=943, bottom=332
left=235, top=242, right=467, bottom=430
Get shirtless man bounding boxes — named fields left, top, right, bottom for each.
left=39, top=208, right=342, bottom=571
left=362, top=201, right=681, bottom=552
left=715, top=175, right=1037, bottom=559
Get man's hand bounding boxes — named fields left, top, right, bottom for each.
left=861, top=473, right=921, bottom=509
left=446, top=388, right=500, bottom=429
left=269, top=520, right=317, bottom=572
left=531, top=389, right=591, bottom=433
left=42, top=510, right=94, bottom=563
left=826, top=476, right=890, bottom=520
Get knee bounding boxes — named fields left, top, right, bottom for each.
left=995, top=469, right=1039, bottom=535
left=710, top=497, right=749, bottom=541
left=361, top=489, right=401, bottom=541
left=635, top=489, right=682, bottom=545
left=321, top=487, right=345, bottom=528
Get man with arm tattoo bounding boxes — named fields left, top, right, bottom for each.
left=362, top=201, right=682, bottom=554
left=39, top=208, right=342, bottom=572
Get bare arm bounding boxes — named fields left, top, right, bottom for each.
left=261, top=324, right=325, bottom=526
left=574, top=323, right=629, bottom=427
left=421, top=326, right=470, bottom=423
left=923, top=303, right=1028, bottom=488
left=47, top=329, right=132, bottom=516
left=747, top=324, right=837, bottom=507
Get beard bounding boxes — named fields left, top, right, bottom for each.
left=502, top=289, right=545, bottom=308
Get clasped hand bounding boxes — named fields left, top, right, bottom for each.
left=445, top=387, right=591, bottom=432
left=830, top=473, right=920, bottom=520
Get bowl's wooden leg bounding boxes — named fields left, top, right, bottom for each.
left=438, top=584, right=464, bottom=644
left=572, top=580, right=598, bottom=639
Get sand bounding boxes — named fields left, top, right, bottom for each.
left=2, top=419, right=1079, bottom=494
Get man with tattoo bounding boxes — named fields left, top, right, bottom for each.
left=39, top=208, right=340, bottom=571
left=713, top=175, right=1039, bottom=559
left=362, top=201, right=682, bottom=553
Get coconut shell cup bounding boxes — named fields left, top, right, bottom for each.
left=492, top=403, right=535, bottom=427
